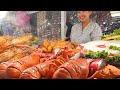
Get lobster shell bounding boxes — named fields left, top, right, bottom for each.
left=0, top=52, right=32, bottom=79
left=0, top=60, right=14, bottom=79
left=19, top=57, right=67, bottom=79
left=52, top=58, right=89, bottom=79
left=6, top=53, right=40, bottom=79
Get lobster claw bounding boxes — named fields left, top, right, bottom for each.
left=66, top=49, right=81, bottom=60
left=55, top=47, right=81, bottom=60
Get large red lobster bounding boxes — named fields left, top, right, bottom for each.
left=6, top=53, right=40, bottom=79
left=0, top=48, right=52, bottom=79
left=52, top=58, right=120, bottom=79
left=52, top=58, right=90, bottom=79
left=0, top=47, right=80, bottom=79
left=19, top=57, right=67, bottom=79
left=19, top=48, right=81, bottom=79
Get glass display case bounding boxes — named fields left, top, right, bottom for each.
left=0, top=11, right=120, bottom=79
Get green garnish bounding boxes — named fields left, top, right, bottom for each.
left=30, top=37, right=39, bottom=45
left=101, top=28, right=120, bottom=40
left=109, top=45, right=120, bottom=51
left=82, top=50, right=120, bottom=63
left=84, top=50, right=108, bottom=59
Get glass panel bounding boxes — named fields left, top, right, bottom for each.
left=0, top=11, right=61, bottom=45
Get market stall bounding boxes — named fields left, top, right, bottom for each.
left=0, top=11, right=120, bottom=79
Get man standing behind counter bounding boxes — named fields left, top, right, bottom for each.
left=70, top=11, right=102, bottom=44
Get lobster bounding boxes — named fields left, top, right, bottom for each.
left=2, top=47, right=80, bottom=79
left=19, top=56, right=67, bottom=79
left=4, top=48, right=54, bottom=79
left=0, top=49, right=52, bottom=79
left=0, top=60, right=16, bottom=79
left=6, top=53, right=40, bottom=79
left=0, top=45, right=36, bottom=79
left=88, top=64, right=120, bottom=79
left=52, top=58, right=91, bottom=79
left=0, top=53, right=31, bottom=79
left=52, top=58, right=108, bottom=79
left=19, top=48, right=81, bottom=79
left=53, top=47, right=81, bottom=60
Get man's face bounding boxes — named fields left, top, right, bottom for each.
left=77, top=11, right=92, bottom=22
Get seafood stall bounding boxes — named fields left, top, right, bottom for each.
left=0, top=11, right=120, bottom=79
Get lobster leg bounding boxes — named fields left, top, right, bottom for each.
left=55, top=47, right=80, bottom=60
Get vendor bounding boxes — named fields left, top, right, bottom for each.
left=70, top=11, right=102, bottom=44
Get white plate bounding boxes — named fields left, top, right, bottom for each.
left=80, top=40, right=120, bottom=54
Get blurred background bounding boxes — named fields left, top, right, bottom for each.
left=0, top=11, right=61, bottom=45
left=0, top=11, right=120, bottom=41
left=66, top=11, right=120, bottom=35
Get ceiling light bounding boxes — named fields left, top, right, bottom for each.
left=111, top=13, right=120, bottom=17
left=110, top=11, right=120, bottom=17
